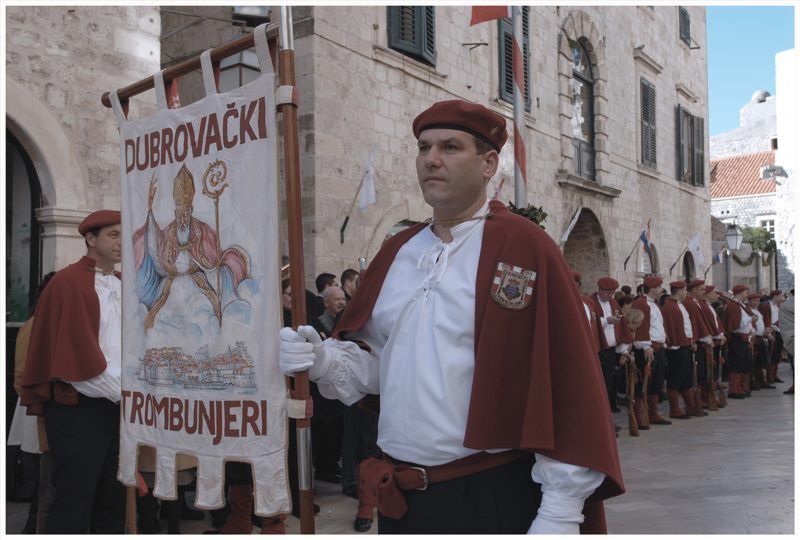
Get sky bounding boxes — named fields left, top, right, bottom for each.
left=706, top=6, right=795, bottom=136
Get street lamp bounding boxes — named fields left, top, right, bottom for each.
left=219, top=49, right=261, bottom=92
left=725, top=223, right=743, bottom=251
left=724, top=223, right=743, bottom=292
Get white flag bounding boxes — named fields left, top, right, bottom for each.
left=560, top=207, right=583, bottom=246
left=359, top=144, right=377, bottom=209
left=687, top=233, right=705, bottom=267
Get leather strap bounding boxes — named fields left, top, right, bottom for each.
left=360, top=450, right=526, bottom=519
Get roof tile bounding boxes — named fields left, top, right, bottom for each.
left=710, top=151, right=776, bottom=199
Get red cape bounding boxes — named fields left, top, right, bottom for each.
left=723, top=301, right=744, bottom=336
left=335, top=200, right=624, bottom=531
left=20, top=256, right=113, bottom=415
left=662, top=298, right=691, bottom=347
left=758, top=302, right=772, bottom=327
left=700, top=299, right=721, bottom=336
left=683, top=297, right=711, bottom=340
left=631, top=295, right=654, bottom=343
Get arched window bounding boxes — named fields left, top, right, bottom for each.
left=569, top=39, right=595, bottom=180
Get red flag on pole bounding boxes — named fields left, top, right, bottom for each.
left=470, top=6, right=511, bottom=26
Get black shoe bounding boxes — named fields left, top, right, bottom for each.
left=614, top=424, right=622, bottom=432
left=774, top=377, right=785, bottom=383
left=669, top=414, right=691, bottom=419
left=728, top=393, right=746, bottom=399
left=354, top=517, right=373, bottom=532
left=315, top=471, right=343, bottom=484
left=784, top=388, right=794, bottom=395
left=744, top=391, right=752, bottom=397
left=651, top=418, right=672, bottom=425
left=342, top=485, right=359, bottom=499
left=762, top=383, right=776, bottom=389
left=291, top=503, right=321, bottom=519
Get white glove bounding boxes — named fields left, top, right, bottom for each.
left=279, top=325, right=331, bottom=380
left=528, top=514, right=580, bottom=534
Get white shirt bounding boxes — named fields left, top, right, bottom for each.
left=635, top=295, right=666, bottom=350
left=770, top=301, right=780, bottom=332
left=734, top=306, right=753, bottom=335
left=753, top=309, right=765, bottom=336
left=67, top=273, right=122, bottom=402
left=313, top=200, right=604, bottom=529
left=667, top=302, right=693, bottom=350
left=598, top=298, right=617, bottom=348
left=707, top=301, right=725, bottom=339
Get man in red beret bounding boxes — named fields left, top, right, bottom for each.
left=661, top=281, right=700, bottom=418
left=759, top=290, right=785, bottom=385
left=748, top=293, right=773, bottom=390
left=20, top=210, right=126, bottom=533
left=631, top=276, right=672, bottom=425
left=684, top=280, right=715, bottom=411
left=723, top=285, right=754, bottom=399
left=700, top=285, right=728, bottom=407
left=573, top=271, right=601, bottom=353
left=280, top=99, right=623, bottom=533
left=587, top=277, right=632, bottom=416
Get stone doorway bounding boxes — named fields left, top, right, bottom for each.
left=562, top=208, right=609, bottom=295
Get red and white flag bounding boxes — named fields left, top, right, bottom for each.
left=470, top=6, right=511, bottom=26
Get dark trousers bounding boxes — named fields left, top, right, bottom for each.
left=666, top=346, right=693, bottom=391
left=695, top=342, right=710, bottom=384
left=647, top=347, right=668, bottom=396
left=341, top=403, right=379, bottom=490
left=770, top=332, right=784, bottom=364
left=728, top=338, right=750, bottom=374
left=598, top=347, right=619, bottom=410
left=754, top=338, right=769, bottom=368
left=378, top=453, right=540, bottom=534
left=44, top=396, right=126, bottom=534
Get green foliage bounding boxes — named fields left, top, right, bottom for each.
left=507, top=202, right=548, bottom=229
left=741, top=226, right=776, bottom=253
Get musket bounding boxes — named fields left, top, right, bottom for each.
left=717, top=341, right=728, bottom=407
left=692, top=350, right=700, bottom=414
left=626, top=357, right=639, bottom=436
left=638, top=355, right=650, bottom=429
left=706, top=344, right=719, bottom=410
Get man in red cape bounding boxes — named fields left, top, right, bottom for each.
left=20, top=210, right=126, bottom=533
left=724, top=285, right=754, bottom=398
left=280, top=100, right=623, bottom=534
left=661, top=281, right=698, bottom=418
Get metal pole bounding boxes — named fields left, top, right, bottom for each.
left=725, top=249, right=731, bottom=292
left=511, top=6, right=527, bottom=207
left=277, top=6, right=315, bottom=534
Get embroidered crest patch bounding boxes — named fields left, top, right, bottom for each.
left=490, top=262, right=536, bottom=310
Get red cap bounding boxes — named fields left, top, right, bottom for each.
left=688, top=279, right=704, bottom=290
left=747, top=293, right=761, bottom=301
left=413, top=100, right=508, bottom=152
left=704, top=285, right=716, bottom=294
left=597, top=277, right=619, bottom=291
left=669, top=281, right=686, bottom=289
left=770, top=289, right=783, bottom=297
left=732, top=285, right=749, bottom=295
left=643, top=276, right=663, bottom=289
left=571, top=270, right=582, bottom=284
left=78, top=210, right=121, bottom=236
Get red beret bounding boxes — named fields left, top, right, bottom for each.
left=78, top=210, right=121, bottom=236
left=643, top=276, right=663, bottom=289
left=770, top=289, right=783, bottom=297
left=731, top=285, right=749, bottom=295
left=687, top=279, right=705, bottom=290
left=704, top=285, right=716, bottom=294
left=597, top=277, right=619, bottom=290
left=747, top=294, right=761, bottom=301
left=413, top=100, right=508, bottom=152
left=571, top=270, right=581, bottom=283
left=669, top=281, right=686, bottom=289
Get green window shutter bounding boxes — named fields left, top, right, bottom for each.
left=676, top=104, right=685, bottom=182
left=421, top=6, right=436, bottom=65
left=640, top=78, right=657, bottom=168
left=679, top=7, right=691, bottom=45
left=693, top=115, right=705, bottom=186
left=497, top=8, right=530, bottom=111
left=387, top=7, right=436, bottom=66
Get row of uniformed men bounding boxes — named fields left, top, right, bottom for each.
left=575, top=272, right=787, bottom=428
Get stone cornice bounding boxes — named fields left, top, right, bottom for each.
left=633, top=48, right=663, bottom=74
left=556, top=172, right=621, bottom=200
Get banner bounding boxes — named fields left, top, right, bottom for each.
left=114, top=41, right=287, bottom=516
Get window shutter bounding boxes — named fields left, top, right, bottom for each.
left=640, top=78, right=657, bottom=168
left=388, top=7, right=436, bottom=66
left=679, top=7, right=691, bottom=44
left=676, top=104, right=685, bottom=182
left=498, top=8, right=530, bottom=111
left=421, top=6, right=436, bottom=65
left=693, top=115, right=705, bottom=186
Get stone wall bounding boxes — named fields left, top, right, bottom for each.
left=6, top=6, right=160, bottom=271
left=304, top=5, right=712, bottom=286
left=775, top=45, right=798, bottom=291
left=710, top=193, right=777, bottom=228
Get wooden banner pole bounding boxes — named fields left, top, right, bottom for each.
left=278, top=7, right=316, bottom=534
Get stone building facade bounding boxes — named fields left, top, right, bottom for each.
left=6, top=5, right=713, bottom=302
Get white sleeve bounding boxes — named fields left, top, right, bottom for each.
left=528, top=454, right=605, bottom=534
left=67, top=364, right=121, bottom=402
left=615, top=342, right=630, bottom=354
left=634, top=340, right=651, bottom=350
